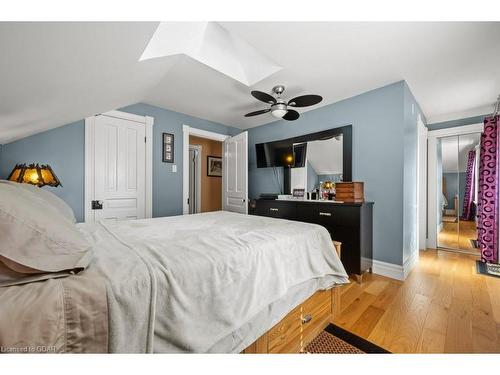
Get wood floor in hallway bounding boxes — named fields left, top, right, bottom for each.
left=332, top=249, right=500, bottom=353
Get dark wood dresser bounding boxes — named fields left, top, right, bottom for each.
left=251, top=199, right=373, bottom=281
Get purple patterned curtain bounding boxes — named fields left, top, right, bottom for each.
left=460, top=150, right=476, bottom=221
left=477, top=115, right=499, bottom=263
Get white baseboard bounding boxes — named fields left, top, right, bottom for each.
left=372, top=251, right=419, bottom=281
left=403, top=251, right=419, bottom=279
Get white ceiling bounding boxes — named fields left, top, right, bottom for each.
left=1, top=22, right=500, bottom=144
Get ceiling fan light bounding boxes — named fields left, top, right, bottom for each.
left=271, top=108, right=287, bottom=118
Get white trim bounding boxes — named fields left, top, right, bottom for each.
left=417, top=116, right=428, bottom=251
left=102, top=110, right=147, bottom=124
left=372, top=260, right=404, bottom=281
left=427, top=123, right=484, bottom=138
left=182, top=125, right=230, bottom=215
left=372, top=252, right=419, bottom=281
left=427, top=123, right=483, bottom=248
left=403, top=251, right=419, bottom=279
left=145, top=116, right=154, bottom=219
left=84, top=116, right=96, bottom=223
left=84, top=110, right=154, bottom=223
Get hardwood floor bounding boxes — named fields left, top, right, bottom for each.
left=332, top=249, right=500, bottom=353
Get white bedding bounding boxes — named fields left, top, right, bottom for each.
left=78, top=211, right=349, bottom=353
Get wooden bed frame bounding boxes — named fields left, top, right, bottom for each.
left=242, top=287, right=341, bottom=353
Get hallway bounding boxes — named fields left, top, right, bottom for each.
left=333, top=249, right=500, bottom=353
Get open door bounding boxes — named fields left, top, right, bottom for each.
left=222, top=131, right=248, bottom=214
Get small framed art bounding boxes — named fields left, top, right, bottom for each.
left=162, top=133, right=174, bottom=163
left=207, top=156, right=222, bottom=177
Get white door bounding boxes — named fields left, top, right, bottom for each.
left=93, top=114, right=146, bottom=221
left=417, top=117, right=428, bottom=250
left=222, top=131, right=248, bottom=214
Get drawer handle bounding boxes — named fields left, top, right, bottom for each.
left=302, top=314, right=312, bottom=324
left=270, top=208, right=279, bottom=212
left=319, top=212, right=332, bottom=216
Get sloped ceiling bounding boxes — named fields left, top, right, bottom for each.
left=1, top=22, right=500, bottom=144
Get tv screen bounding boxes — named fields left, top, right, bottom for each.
left=256, top=141, right=294, bottom=168
left=256, top=141, right=307, bottom=168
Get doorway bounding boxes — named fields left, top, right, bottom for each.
left=189, top=136, right=222, bottom=213
left=188, top=145, right=202, bottom=214
left=428, top=124, right=483, bottom=255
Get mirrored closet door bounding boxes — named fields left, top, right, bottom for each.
left=437, top=133, right=481, bottom=255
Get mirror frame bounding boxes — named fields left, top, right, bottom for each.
left=257, top=125, right=353, bottom=181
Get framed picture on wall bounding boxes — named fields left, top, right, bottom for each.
left=162, top=133, right=174, bottom=163
left=207, top=156, right=222, bottom=177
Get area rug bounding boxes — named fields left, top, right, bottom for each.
left=476, top=261, right=500, bottom=278
left=442, top=216, right=458, bottom=223
left=303, top=324, right=390, bottom=354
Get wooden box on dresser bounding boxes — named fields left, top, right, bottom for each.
left=251, top=199, right=374, bottom=283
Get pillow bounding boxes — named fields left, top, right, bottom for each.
left=0, top=181, right=92, bottom=287
left=6, top=180, right=76, bottom=223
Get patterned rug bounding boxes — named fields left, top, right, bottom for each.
left=303, top=324, right=390, bottom=354
left=477, top=261, right=500, bottom=278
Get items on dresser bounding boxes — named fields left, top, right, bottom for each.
left=335, top=182, right=364, bottom=203
left=252, top=199, right=373, bottom=282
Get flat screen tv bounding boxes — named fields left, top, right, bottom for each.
left=256, top=141, right=307, bottom=168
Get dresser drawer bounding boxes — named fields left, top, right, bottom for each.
left=268, top=304, right=302, bottom=353
left=301, top=290, right=332, bottom=347
left=296, top=203, right=359, bottom=227
left=255, top=200, right=296, bottom=219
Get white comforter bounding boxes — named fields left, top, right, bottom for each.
left=78, top=211, right=349, bottom=353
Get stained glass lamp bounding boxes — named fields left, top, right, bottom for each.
left=7, top=163, right=62, bottom=187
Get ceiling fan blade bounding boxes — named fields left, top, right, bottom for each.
left=282, top=109, right=300, bottom=121
left=244, top=108, right=271, bottom=117
left=288, top=94, right=323, bottom=107
left=251, top=90, right=276, bottom=104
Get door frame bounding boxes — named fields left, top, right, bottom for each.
left=182, top=125, right=229, bottom=214
left=84, top=110, right=154, bottom=223
left=416, top=115, right=428, bottom=251
left=427, top=123, right=483, bottom=249
left=188, top=144, right=202, bottom=214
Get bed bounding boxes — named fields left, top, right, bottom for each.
left=0, top=181, right=348, bottom=353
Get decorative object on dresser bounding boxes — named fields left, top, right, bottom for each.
left=252, top=199, right=373, bottom=283
left=335, top=182, right=364, bottom=203
left=8, top=163, right=62, bottom=187
left=162, top=132, right=174, bottom=163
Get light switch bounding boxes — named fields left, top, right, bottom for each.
left=172, top=164, right=177, bottom=173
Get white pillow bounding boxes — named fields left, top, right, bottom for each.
left=0, top=181, right=92, bottom=286
left=7, top=180, right=76, bottom=223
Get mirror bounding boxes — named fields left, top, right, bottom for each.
left=437, top=132, right=481, bottom=254
left=291, top=135, right=343, bottom=192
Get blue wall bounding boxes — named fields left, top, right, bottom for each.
left=0, top=104, right=238, bottom=221
left=0, top=121, right=85, bottom=221
left=246, top=81, right=417, bottom=265
left=427, top=114, right=486, bottom=131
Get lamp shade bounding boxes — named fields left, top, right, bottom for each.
left=7, top=163, right=62, bottom=187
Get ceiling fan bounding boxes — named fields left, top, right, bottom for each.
left=244, top=85, right=323, bottom=121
